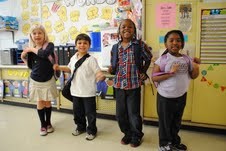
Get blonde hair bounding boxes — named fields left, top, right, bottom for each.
left=29, top=24, right=49, bottom=47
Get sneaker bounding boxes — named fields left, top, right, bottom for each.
left=47, top=125, right=54, bottom=133
left=159, top=145, right=173, bottom=151
left=72, top=130, right=85, bottom=136
left=172, top=144, right=187, bottom=151
left=86, top=134, right=96, bottom=141
left=121, top=135, right=131, bottom=145
left=130, top=138, right=141, bottom=148
left=40, top=127, right=47, bottom=136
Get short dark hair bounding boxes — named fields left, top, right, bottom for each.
left=75, top=33, right=91, bottom=45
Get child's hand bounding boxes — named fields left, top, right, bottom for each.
left=108, top=66, right=113, bottom=74
left=193, top=57, right=201, bottom=64
left=192, top=61, right=199, bottom=69
left=24, top=47, right=33, bottom=52
left=21, top=51, right=27, bottom=56
left=24, top=47, right=38, bottom=53
left=21, top=51, right=28, bottom=63
left=170, top=63, right=179, bottom=73
left=96, top=71, right=106, bottom=81
left=53, top=64, right=59, bottom=70
left=140, top=73, right=148, bottom=81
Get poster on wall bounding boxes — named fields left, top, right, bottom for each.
left=100, top=28, right=118, bottom=68
left=96, top=76, right=115, bottom=100
left=19, top=0, right=41, bottom=36
left=3, top=80, right=13, bottom=97
left=40, top=0, right=118, bottom=45
left=12, top=80, right=23, bottom=98
left=21, top=80, right=29, bottom=98
left=156, top=3, right=176, bottom=28
left=178, top=4, right=192, bottom=32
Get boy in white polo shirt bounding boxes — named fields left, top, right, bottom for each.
left=54, top=33, right=105, bottom=140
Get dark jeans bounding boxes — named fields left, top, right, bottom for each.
left=157, top=92, right=186, bottom=146
left=115, top=87, right=144, bottom=140
left=72, top=96, right=97, bottom=135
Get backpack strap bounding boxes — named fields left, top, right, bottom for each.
left=110, top=42, right=142, bottom=75
left=134, top=42, right=141, bottom=72
left=110, top=40, right=151, bottom=76
left=133, top=40, right=152, bottom=77
left=110, top=44, right=119, bottom=75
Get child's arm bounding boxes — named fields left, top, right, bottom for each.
left=21, top=51, right=28, bottom=65
left=152, top=63, right=178, bottom=82
left=108, top=66, right=113, bottom=74
left=53, top=64, right=71, bottom=73
left=190, top=62, right=199, bottom=79
left=96, top=70, right=106, bottom=81
left=23, top=47, right=39, bottom=54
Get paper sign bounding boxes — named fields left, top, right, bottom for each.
left=156, top=3, right=176, bottom=28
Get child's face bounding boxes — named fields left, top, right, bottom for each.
left=165, top=33, right=183, bottom=55
left=76, top=39, right=90, bottom=54
left=31, top=29, right=45, bottom=46
left=119, top=20, right=135, bottom=40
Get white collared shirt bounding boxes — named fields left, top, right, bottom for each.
left=68, top=53, right=101, bottom=97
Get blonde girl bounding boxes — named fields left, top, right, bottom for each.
left=21, top=24, right=58, bottom=136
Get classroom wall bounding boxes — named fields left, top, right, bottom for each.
left=8, top=0, right=143, bottom=69
left=192, top=2, right=226, bottom=126
left=1, top=0, right=225, bottom=127
left=144, top=0, right=226, bottom=126
left=144, top=0, right=199, bottom=121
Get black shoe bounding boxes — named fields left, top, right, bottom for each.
left=130, top=138, right=141, bottom=148
left=172, top=143, right=187, bottom=151
left=121, top=135, right=131, bottom=145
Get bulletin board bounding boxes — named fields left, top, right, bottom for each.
left=41, top=1, right=119, bottom=45
left=15, top=0, right=143, bottom=69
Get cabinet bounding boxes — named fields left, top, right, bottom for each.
left=143, top=78, right=194, bottom=121
left=16, top=50, right=24, bottom=65
left=192, top=64, right=226, bottom=126
left=0, top=66, right=31, bottom=104
left=1, top=65, right=225, bottom=129
left=96, top=97, right=116, bottom=115
left=0, top=66, right=116, bottom=115
left=59, top=73, right=116, bottom=115
left=0, top=65, right=60, bottom=109
left=191, top=2, right=226, bottom=126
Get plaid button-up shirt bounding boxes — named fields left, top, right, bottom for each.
left=114, top=40, right=151, bottom=90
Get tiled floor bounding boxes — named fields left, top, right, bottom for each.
left=0, top=104, right=225, bottom=151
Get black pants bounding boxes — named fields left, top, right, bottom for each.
left=157, top=92, right=186, bottom=146
left=72, top=96, right=97, bottom=135
left=115, top=87, right=144, bottom=140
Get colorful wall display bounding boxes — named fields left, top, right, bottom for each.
left=201, top=64, right=226, bottom=92
left=16, top=0, right=142, bottom=44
